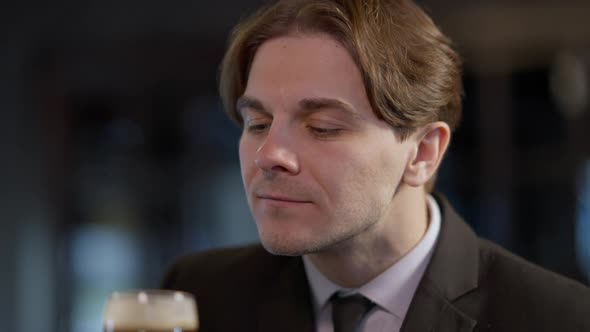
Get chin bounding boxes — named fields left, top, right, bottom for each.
left=260, top=242, right=305, bottom=256
left=257, top=227, right=351, bottom=257
left=258, top=234, right=310, bottom=256
left=254, top=215, right=311, bottom=255
left=253, top=212, right=364, bottom=256
left=257, top=229, right=327, bottom=256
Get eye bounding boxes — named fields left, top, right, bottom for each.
left=307, top=126, right=342, bottom=138
left=245, top=121, right=270, bottom=134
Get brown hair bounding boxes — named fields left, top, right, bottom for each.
left=219, top=0, right=463, bottom=192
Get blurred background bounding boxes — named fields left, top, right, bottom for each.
left=1, top=0, right=589, bottom=331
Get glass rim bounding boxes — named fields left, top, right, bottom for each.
left=103, top=289, right=198, bottom=330
left=108, top=289, right=195, bottom=302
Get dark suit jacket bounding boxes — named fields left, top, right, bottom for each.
left=162, top=194, right=590, bottom=331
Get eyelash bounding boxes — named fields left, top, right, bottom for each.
left=245, top=123, right=269, bottom=134
left=307, top=126, right=342, bottom=138
left=244, top=123, right=342, bottom=138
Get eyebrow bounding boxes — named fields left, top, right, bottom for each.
left=236, top=95, right=268, bottom=115
left=299, top=97, right=362, bottom=119
left=236, top=95, right=362, bottom=119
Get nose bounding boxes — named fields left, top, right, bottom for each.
left=255, top=129, right=300, bottom=175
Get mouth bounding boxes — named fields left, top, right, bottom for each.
left=256, top=193, right=311, bottom=204
left=254, top=192, right=314, bottom=209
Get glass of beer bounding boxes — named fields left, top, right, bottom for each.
left=103, top=290, right=198, bottom=332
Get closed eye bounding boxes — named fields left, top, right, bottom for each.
left=245, top=122, right=270, bottom=134
left=307, top=126, right=343, bottom=138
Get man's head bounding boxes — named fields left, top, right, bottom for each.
left=219, top=0, right=462, bottom=255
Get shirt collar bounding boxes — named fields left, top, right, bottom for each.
left=302, top=194, right=441, bottom=320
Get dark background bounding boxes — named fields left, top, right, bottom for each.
left=1, top=0, right=589, bottom=331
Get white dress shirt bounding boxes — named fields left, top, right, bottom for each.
left=302, top=195, right=442, bottom=332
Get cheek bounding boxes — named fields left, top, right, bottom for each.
left=239, top=137, right=257, bottom=186
left=310, top=149, right=378, bottom=202
left=324, top=148, right=404, bottom=203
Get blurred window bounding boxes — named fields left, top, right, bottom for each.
left=576, top=160, right=590, bottom=282
left=69, top=224, right=141, bottom=332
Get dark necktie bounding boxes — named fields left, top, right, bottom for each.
left=331, top=293, right=376, bottom=332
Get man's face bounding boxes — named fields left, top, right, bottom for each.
left=239, top=34, right=415, bottom=256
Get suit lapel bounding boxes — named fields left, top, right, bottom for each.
left=258, top=257, right=315, bottom=332
left=401, top=193, right=480, bottom=332
left=400, top=280, right=477, bottom=332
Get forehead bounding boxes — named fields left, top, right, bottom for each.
left=244, top=33, right=369, bottom=110
left=251, top=33, right=353, bottom=68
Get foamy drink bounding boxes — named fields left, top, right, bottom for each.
left=103, top=290, right=198, bottom=332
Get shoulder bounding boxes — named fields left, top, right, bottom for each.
left=162, top=244, right=289, bottom=291
left=475, top=239, right=590, bottom=328
left=478, top=238, right=589, bottom=298
left=160, top=245, right=299, bottom=331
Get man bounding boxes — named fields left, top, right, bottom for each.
left=162, top=0, right=590, bottom=331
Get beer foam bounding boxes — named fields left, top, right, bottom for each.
left=103, top=290, right=198, bottom=330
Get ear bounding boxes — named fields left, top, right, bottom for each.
left=403, top=122, right=451, bottom=187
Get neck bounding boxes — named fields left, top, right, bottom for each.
left=306, top=186, right=429, bottom=288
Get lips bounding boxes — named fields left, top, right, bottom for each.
left=256, top=193, right=311, bottom=203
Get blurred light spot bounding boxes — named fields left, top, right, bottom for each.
left=138, top=292, right=148, bottom=304
left=71, top=224, right=140, bottom=285
left=70, top=224, right=142, bottom=332
left=550, top=51, right=588, bottom=118
left=576, top=160, right=590, bottom=282
left=16, top=217, right=54, bottom=332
